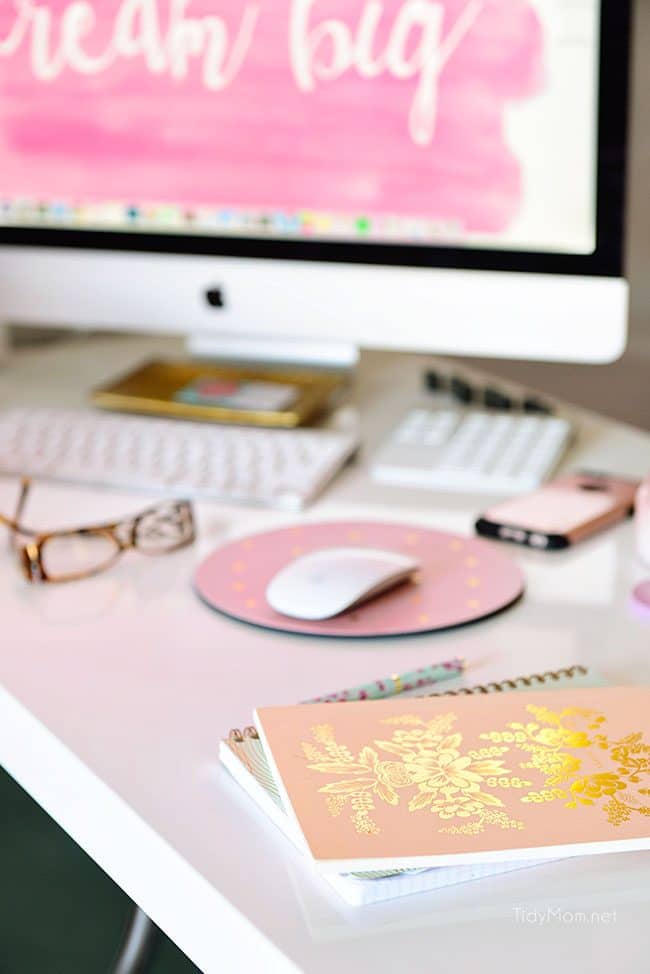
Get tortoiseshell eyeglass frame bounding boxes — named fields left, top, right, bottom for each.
left=0, top=478, right=196, bottom=583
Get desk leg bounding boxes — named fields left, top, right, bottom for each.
left=110, top=905, right=159, bottom=974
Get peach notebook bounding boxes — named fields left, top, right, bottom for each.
left=254, top=687, right=650, bottom=872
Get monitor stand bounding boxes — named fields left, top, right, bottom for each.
left=187, top=333, right=359, bottom=371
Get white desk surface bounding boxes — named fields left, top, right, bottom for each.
left=1, top=336, right=650, bottom=973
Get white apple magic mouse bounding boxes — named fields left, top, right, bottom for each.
left=265, top=547, right=421, bottom=621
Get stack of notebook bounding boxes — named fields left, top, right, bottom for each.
left=220, top=668, right=650, bottom=905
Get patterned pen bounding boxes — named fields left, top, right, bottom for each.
left=304, top=658, right=466, bottom=704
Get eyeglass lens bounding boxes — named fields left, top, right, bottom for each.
left=40, top=532, right=120, bottom=579
left=134, top=503, right=194, bottom=554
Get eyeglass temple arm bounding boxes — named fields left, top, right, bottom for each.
left=14, top=478, right=31, bottom=524
left=1, top=479, right=37, bottom=550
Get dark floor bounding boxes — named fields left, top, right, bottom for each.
left=0, top=767, right=200, bottom=974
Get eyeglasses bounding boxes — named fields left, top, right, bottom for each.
left=0, top=479, right=196, bottom=583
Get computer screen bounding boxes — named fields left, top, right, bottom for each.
left=0, top=0, right=630, bottom=365
left=0, top=0, right=626, bottom=269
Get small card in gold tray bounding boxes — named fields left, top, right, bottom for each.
left=91, top=359, right=345, bottom=428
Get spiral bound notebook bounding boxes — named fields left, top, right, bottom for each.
left=256, top=685, right=650, bottom=875
left=220, top=665, right=604, bottom=905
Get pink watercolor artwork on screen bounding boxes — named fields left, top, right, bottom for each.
left=0, top=0, right=545, bottom=231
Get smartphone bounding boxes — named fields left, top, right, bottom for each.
left=475, top=472, right=639, bottom=550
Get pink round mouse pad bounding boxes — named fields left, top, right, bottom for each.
left=194, top=521, right=525, bottom=638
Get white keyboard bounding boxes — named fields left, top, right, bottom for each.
left=0, top=408, right=359, bottom=511
left=372, top=408, right=573, bottom=494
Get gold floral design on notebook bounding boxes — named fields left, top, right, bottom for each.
left=302, top=704, right=650, bottom=837
left=481, top=704, right=650, bottom=826
left=302, top=714, right=529, bottom=836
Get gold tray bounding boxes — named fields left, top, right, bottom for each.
left=91, top=359, right=344, bottom=428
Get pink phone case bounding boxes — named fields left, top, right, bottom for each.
left=476, top=473, right=639, bottom=550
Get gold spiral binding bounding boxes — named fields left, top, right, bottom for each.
left=227, top=667, right=589, bottom=743
left=427, top=665, right=588, bottom=698
left=228, top=726, right=260, bottom=741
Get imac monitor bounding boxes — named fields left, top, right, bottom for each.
left=0, top=0, right=631, bottom=363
